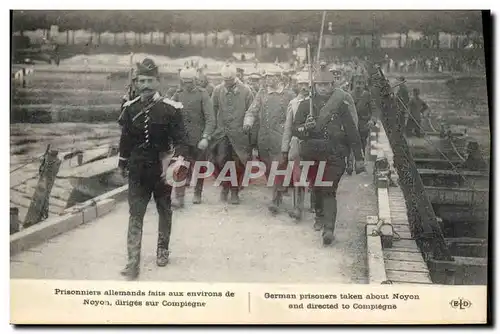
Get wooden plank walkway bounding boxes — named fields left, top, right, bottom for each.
left=367, top=122, right=433, bottom=285
left=10, top=145, right=118, bottom=224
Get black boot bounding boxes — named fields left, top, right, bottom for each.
left=121, top=215, right=143, bottom=280
left=230, top=187, right=240, bottom=205
left=156, top=200, right=173, bottom=267
left=120, top=264, right=139, bottom=280
left=156, top=248, right=170, bottom=267
left=322, top=229, right=335, bottom=246
left=192, top=179, right=204, bottom=204
left=313, top=216, right=324, bottom=231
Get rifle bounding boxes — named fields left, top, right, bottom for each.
left=305, top=44, right=316, bottom=129
left=126, top=52, right=136, bottom=101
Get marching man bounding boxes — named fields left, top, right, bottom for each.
left=243, top=67, right=296, bottom=214
left=211, top=64, right=255, bottom=204
left=118, top=58, right=187, bottom=280
left=170, top=67, right=216, bottom=207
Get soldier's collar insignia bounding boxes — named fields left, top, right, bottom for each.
left=152, top=92, right=161, bottom=101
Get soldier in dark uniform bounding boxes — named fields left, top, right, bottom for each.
left=396, top=76, right=410, bottom=131
left=118, top=58, right=187, bottom=280
left=170, top=67, right=216, bottom=207
left=406, top=87, right=429, bottom=137
left=346, top=75, right=376, bottom=172
left=291, top=69, right=365, bottom=246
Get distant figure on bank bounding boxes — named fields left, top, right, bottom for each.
left=406, top=88, right=429, bottom=138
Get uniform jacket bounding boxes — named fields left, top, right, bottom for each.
left=171, top=86, right=216, bottom=147
left=397, top=84, right=410, bottom=108
left=211, top=81, right=255, bottom=162
left=352, top=89, right=374, bottom=132
left=243, top=85, right=296, bottom=159
left=282, top=94, right=308, bottom=160
left=292, top=93, right=363, bottom=161
left=199, top=82, right=214, bottom=97
left=331, top=88, right=358, bottom=128
left=118, top=93, right=187, bottom=167
left=408, top=97, right=429, bottom=121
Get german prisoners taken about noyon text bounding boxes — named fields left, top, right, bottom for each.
left=10, top=10, right=490, bottom=290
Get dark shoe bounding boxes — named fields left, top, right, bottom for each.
left=192, top=192, right=202, bottom=204
left=322, top=230, right=335, bottom=246
left=313, top=217, right=324, bottom=231
left=120, top=264, right=139, bottom=280
left=288, top=208, right=302, bottom=221
left=156, top=249, right=170, bottom=267
left=172, top=196, right=185, bottom=209
left=345, top=167, right=353, bottom=176
left=230, top=189, right=240, bottom=205
left=268, top=204, right=279, bottom=215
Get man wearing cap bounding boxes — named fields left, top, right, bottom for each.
left=170, top=67, right=216, bottom=207
left=406, top=87, right=429, bottom=137
left=243, top=67, right=296, bottom=214
left=247, top=72, right=262, bottom=95
left=166, top=68, right=183, bottom=98
left=236, top=68, right=245, bottom=83
left=330, top=66, right=360, bottom=175
left=196, top=70, right=215, bottom=96
left=347, top=76, right=377, bottom=174
left=281, top=71, right=310, bottom=221
left=291, top=68, right=364, bottom=246
left=118, top=57, right=188, bottom=279
left=211, top=64, right=255, bottom=204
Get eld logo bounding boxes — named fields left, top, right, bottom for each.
left=450, top=298, right=472, bottom=310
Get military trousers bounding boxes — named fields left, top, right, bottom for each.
left=259, top=148, right=288, bottom=205
left=174, top=145, right=207, bottom=198
left=212, top=136, right=246, bottom=190
left=127, top=157, right=173, bottom=268
left=310, top=157, right=346, bottom=232
left=405, top=117, right=422, bottom=137
left=347, top=128, right=369, bottom=171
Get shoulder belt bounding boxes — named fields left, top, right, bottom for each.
left=122, top=95, right=140, bottom=108
left=162, top=97, right=184, bottom=109
left=314, top=94, right=350, bottom=131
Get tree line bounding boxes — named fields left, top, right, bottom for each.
left=12, top=10, right=484, bottom=36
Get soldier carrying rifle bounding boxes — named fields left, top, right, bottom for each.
left=291, top=67, right=365, bottom=246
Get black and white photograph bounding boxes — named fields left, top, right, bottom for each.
left=8, top=8, right=491, bottom=324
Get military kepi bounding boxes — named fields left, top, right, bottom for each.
left=136, top=58, right=159, bottom=78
